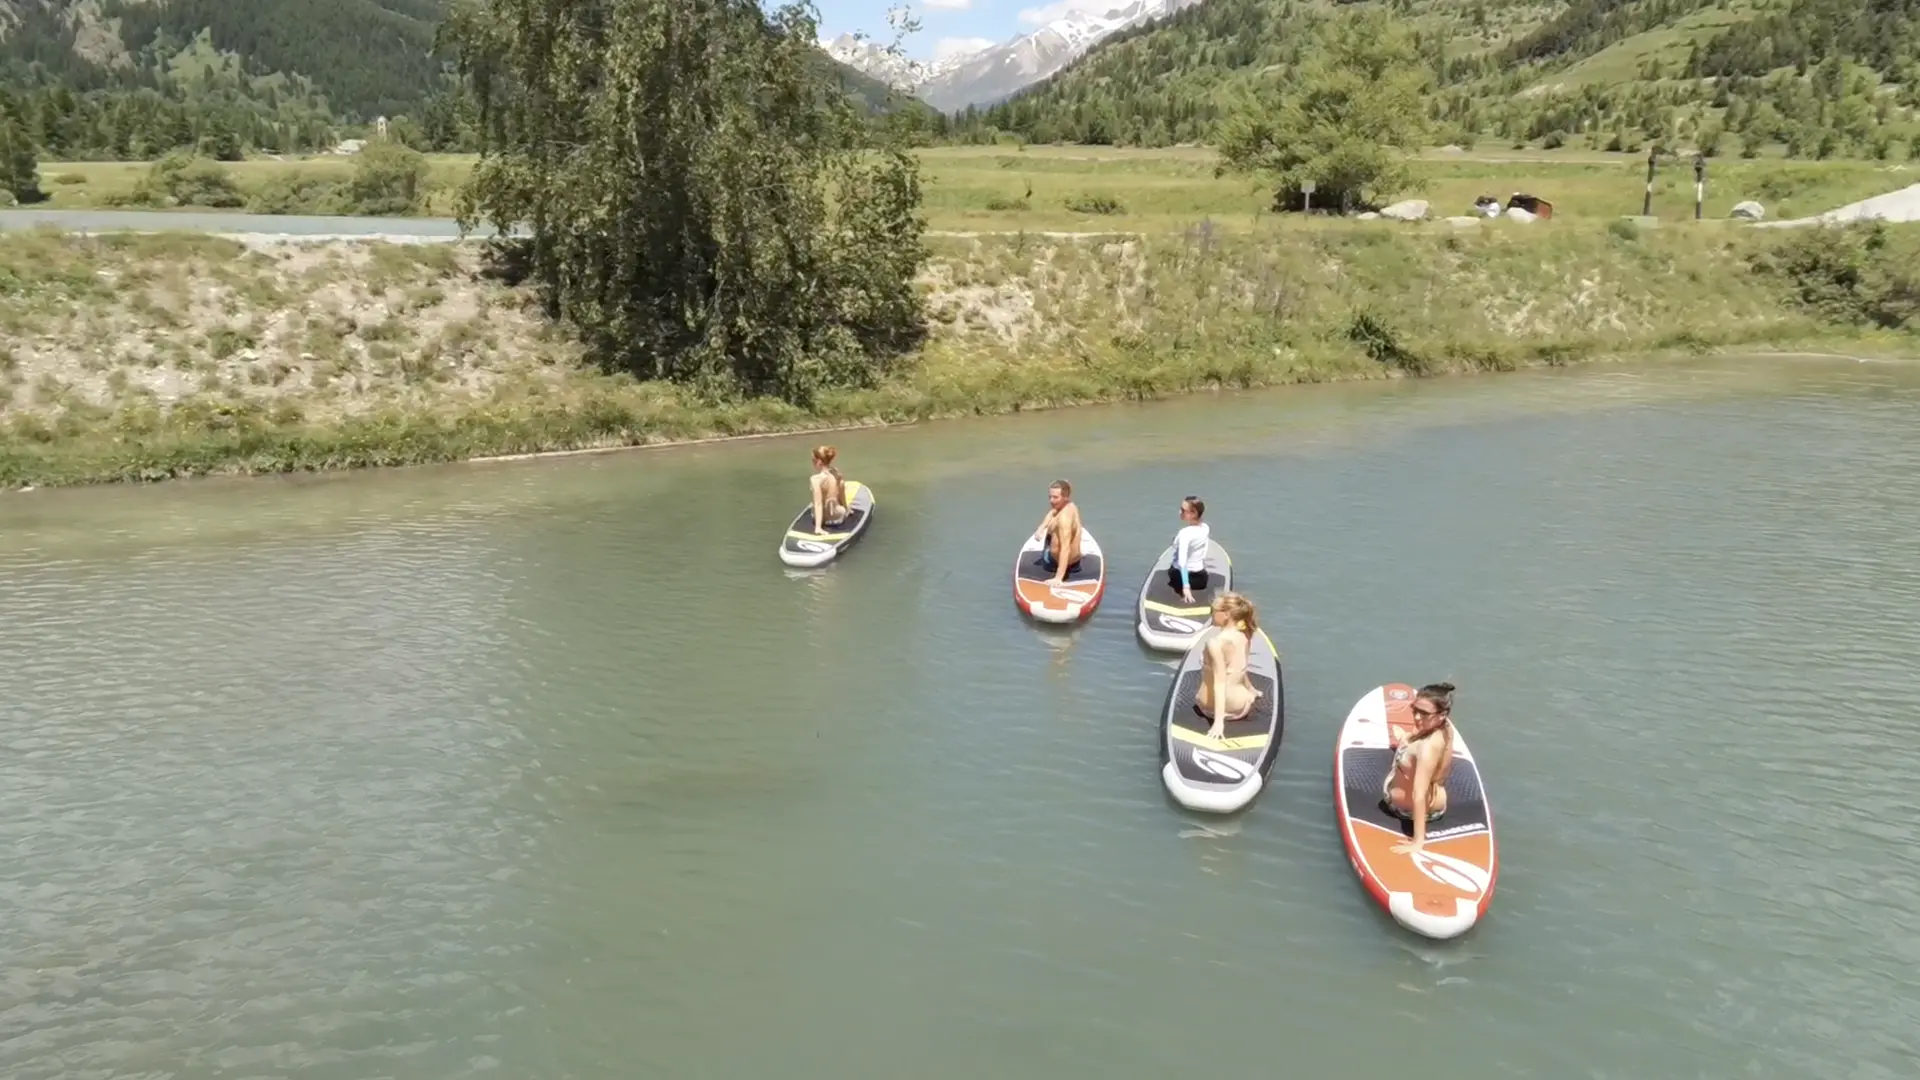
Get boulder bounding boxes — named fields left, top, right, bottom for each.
left=1731, top=200, right=1765, bottom=221
left=1379, top=199, right=1429, bottom=221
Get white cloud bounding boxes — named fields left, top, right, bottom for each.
left=932, top=36, right=995, bottom=61
left=1017, top=0, right=1115, bottom=25
left=923, top=0, right=973, bottom=9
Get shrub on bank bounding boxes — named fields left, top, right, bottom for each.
left=1748, top=221, right=1920, bottom=331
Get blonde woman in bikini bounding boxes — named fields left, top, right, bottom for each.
left=1195, top=591, right=1262, bottom=740
left=808, top=445, right=849, bottom=534
left=1386, top=682, right=1457, bottom=856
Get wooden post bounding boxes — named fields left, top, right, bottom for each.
left=1642, top=145, right=1657, bottom=217
left=1693, top=153, right=1706, bottom=220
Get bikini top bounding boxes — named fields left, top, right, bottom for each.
left=1392, top=722, right=1452, bottom=776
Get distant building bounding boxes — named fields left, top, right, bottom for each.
left=331, top=118, right=390, bottom=154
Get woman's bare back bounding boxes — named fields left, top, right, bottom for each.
left=810, top=470, right=847, bottom=526
left=1197, top=628, right=1258, bottom=723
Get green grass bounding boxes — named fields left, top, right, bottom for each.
left=4, top=217, right=1916, bottom=487
left=29, top=144, right=1913, bottom=229
left=34, top=153, right=478, bottom=217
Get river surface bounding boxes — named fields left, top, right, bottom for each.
left=4, top=355, right=1919, bottom=1079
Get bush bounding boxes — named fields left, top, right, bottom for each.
left=132, top=153, right=244, bottom=208
left=248, top=172, right=345, bottom=215
left=1749, top=222, right=1920, bottom=330
left=1606, top=217, right=1641, bottom=241
left=1064, top=194, right=1125, bottom=215
left=343, top=141, right=430, bottom=216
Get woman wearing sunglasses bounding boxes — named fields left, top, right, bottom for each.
left=1385, top=682, right=1457, bottom=856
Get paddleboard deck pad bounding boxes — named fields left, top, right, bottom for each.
left=1334, top=683, right=1498, bottom=939
left=779, top=480, right=874, bottom=567
left=1014, top=528, right=1106, bottom=624
left=1135, top=541, right=1233, bottom=652
left=1158, top=628, right=1284, bottom=814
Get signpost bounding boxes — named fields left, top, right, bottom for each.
left=1301, top=178, right=1316, bottom=215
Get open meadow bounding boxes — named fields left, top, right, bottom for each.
left=29, top=144, right=1914, bottom=230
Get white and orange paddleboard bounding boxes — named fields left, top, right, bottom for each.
left=1334, top=683, right=1498, bottom=939
left=1012, top=528, right=1106, bottom=624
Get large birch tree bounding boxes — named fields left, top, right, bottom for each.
left=442, top=0, right=928, bottom=404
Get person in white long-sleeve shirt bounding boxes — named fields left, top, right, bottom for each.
left=1168, top=496, right=1212, bottom=604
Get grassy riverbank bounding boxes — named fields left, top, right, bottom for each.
left=2, top=218, right=1916, bottom=487
left=28, top=145, right=1917, bottom=231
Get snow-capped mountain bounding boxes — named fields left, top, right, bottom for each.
left=822, top=33, right=975, bottom=92
left=824, top=0, right=1201, bottom=113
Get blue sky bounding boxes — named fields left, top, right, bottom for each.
left=814, top=0, right=1106, bottom=61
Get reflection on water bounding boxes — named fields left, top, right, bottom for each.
left=3, top=354, right=1919, bottom=1079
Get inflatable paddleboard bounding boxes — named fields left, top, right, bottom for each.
left=1013, top=528, right=1106, bottom=624
left=1158, top=626, right=1284, bottom=813
left=1135, top=542, right=1233, bottom=652
left=778, top=481, right=875, bottom=568
left=1334, top=684, right=1498, bottom=940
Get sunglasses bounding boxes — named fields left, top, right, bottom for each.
left=1412, top=705, right=1442, bottom=719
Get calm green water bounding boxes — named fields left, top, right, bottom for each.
left=4, top=356, right=1919, bottom=1079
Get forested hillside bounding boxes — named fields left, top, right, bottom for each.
left=106, top=0, right=448, bottom=120
left=949, top=0, right=1920, bottom=159
left=0, top=0, right=929, bottom=165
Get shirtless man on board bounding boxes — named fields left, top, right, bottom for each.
left=1031, top=479, right=1083, bottom=585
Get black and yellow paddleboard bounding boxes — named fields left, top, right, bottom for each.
left=779, top=481, right=874, bottom=568
left=1158, top=627, right=1285, bottom=814
left=1135, top=541, right=1233, bottom=652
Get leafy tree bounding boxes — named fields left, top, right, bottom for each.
left=1213, top=9, right=1430, bottom=212
left=346, top=139, right=431, bottom=215
left=442, top=0, right=927, bottom=404
left=0, top=99, right=42, bottom=204
left=131, top=151, right=245, bottom=208
left=198, top=126, right=245, bottom=161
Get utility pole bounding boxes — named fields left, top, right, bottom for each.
left=1642, top=145, right=1658, bottom=217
